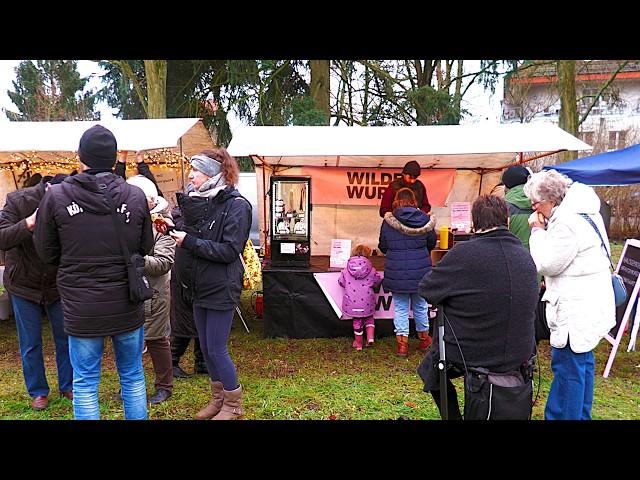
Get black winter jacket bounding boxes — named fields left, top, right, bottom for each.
left=175, top=187, right=251, bottom=311
left=418, top=228, right=538, bottom=372
left=0, top=181, right=59, bottom=304
left=33, top=172, right=154, bottom=337
left=170, top=205, right=197, bottom=337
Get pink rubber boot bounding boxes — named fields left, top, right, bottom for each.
left=352, top=332, right=364, bottom=351
left=365, top=325, right=375, bottom=346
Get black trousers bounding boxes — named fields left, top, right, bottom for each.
left=417, top=349, right=464, bottom=420
left=170, top=336, right=205, bottom=366
left=429, top=368, right=464, bottom=420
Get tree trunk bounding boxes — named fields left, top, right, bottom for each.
left=309, top=60, right=330, bottom=124
left=557, top=60, right=578, bottom=161
left=144, top=60, right=167, bottom=119
left=453, top=60, right=464, bottom=119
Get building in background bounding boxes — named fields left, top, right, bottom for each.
left=501, top=60, right=640, bottom=154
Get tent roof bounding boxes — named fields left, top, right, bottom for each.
left=227, top=124, right=592, bottom=169
left=0, top=118, right=201, bottom=163
left=545, top=143, right=640, bottom=186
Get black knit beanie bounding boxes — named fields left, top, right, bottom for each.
left=501, top=165, right=529, bottom=189
left=402, top=160, right=421, bottom=177
left=78, top=125, right=117, bottom=170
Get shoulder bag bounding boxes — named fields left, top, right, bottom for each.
left=102, top=183, right=154, bottom=304
left=579, top=213, right=628, bottom=307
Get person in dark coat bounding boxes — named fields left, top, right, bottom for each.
left=417, top=195, right=538, bottom=420
left=378, top=188, right=436, bottom=356
left=113, top=150, right=206, bottom=377
left=338, top=244, right=382, bottom=350
left=33, top=125, right=154, bottom=420
left=170, top=148, right=251, bottom=420
left=379, top=160, right=431, bottom=217
left=0, top=174, right=72, bottom=411
left=168, top=204, right=208, bottom=378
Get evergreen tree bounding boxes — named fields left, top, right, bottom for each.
left=5, top=60, right=99, bottom=121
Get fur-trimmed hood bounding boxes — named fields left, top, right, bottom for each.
left=384, top=209, right=436, bottom=236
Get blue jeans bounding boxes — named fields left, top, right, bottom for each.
left=68, top=326, right=147, bottom=420
left=12, top=295, right=72, bottom=398
left=393, top=292, right=428, bottom=336
left=545, top=345, right=595, bottom=420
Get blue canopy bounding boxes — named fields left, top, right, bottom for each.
left=544, top=144, right=640, bottom=186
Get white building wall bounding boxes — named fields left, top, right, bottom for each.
left=502, top=78, right=640, bottom=150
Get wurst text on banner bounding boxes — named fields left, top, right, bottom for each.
left=301, top=167, right=456, bottom=207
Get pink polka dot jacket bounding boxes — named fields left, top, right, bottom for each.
left=338, top=256, right=383, bottom=318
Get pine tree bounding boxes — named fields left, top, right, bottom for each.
left=5, top=60, right=99, bottom=121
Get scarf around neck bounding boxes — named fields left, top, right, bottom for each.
left=188, top=172, right=227, bottom=198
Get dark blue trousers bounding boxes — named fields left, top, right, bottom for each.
left=193, top=306, right=238, bottom=390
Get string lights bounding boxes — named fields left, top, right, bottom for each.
left=0, top=149, right=188, bottom=175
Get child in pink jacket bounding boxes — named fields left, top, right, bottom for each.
left=338, top=245, right=383, bottom=350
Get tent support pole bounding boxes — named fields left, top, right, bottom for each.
left=10, top=169, right=18, bottom=191
left=179, top=138, right=185, bottom=191
left=500, top=149, right=566, bottom=169
left=253, top=155, right=270, bottom=252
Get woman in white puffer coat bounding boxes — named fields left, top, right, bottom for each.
left=524, top=169, right=615, bottom=420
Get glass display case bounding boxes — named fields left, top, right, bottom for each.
left=269, top=175, right=311, bottom=267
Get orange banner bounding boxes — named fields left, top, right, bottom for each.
left=301, top=167, right=456, bottom=207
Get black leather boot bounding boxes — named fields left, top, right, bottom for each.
left=171, top=336, right=191, bottom=378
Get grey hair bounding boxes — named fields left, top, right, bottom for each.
left=523, top=169, right=572, bottom=205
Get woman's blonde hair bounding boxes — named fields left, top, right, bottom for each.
left=200, top=148, right=240, bottom=186
left=352, top=244, right=372, bottom=257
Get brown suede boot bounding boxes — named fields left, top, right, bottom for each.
left=212, top=385, right=244, bottom=420
left=417, top=331, right=433, bottom=351
left=195, top=380, right=224, bottom=420
left=396, top=335, right=409, bottom=357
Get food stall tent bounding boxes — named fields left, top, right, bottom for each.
left=231, top=124, right=593, bottom=338
left=0, top=118, right=211, bottom=204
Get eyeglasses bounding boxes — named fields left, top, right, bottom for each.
left=405, top=174, right=418, bottom=180
left=532, top=200, right=542, bottom=209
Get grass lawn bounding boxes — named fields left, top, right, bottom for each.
left=0, top=241, right=638, bottom=420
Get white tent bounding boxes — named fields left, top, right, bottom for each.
left=227, top=124, right=592, bottom=254
left=0, top=118, right=201, bottom=163
left=227, top=123, right=591, bottom=169
left=0, top=118, right=212, bottom=207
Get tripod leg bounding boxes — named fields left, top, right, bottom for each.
left=436, top=307, right=448, bottom=420
left=235, top=306, right=250, bottom=333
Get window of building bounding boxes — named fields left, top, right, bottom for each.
left=580, top=131, right=594, bottom=145
left=608, top=131, right=627, bottom=151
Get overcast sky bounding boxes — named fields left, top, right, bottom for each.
left=0, top=60, right=503, bottom=125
